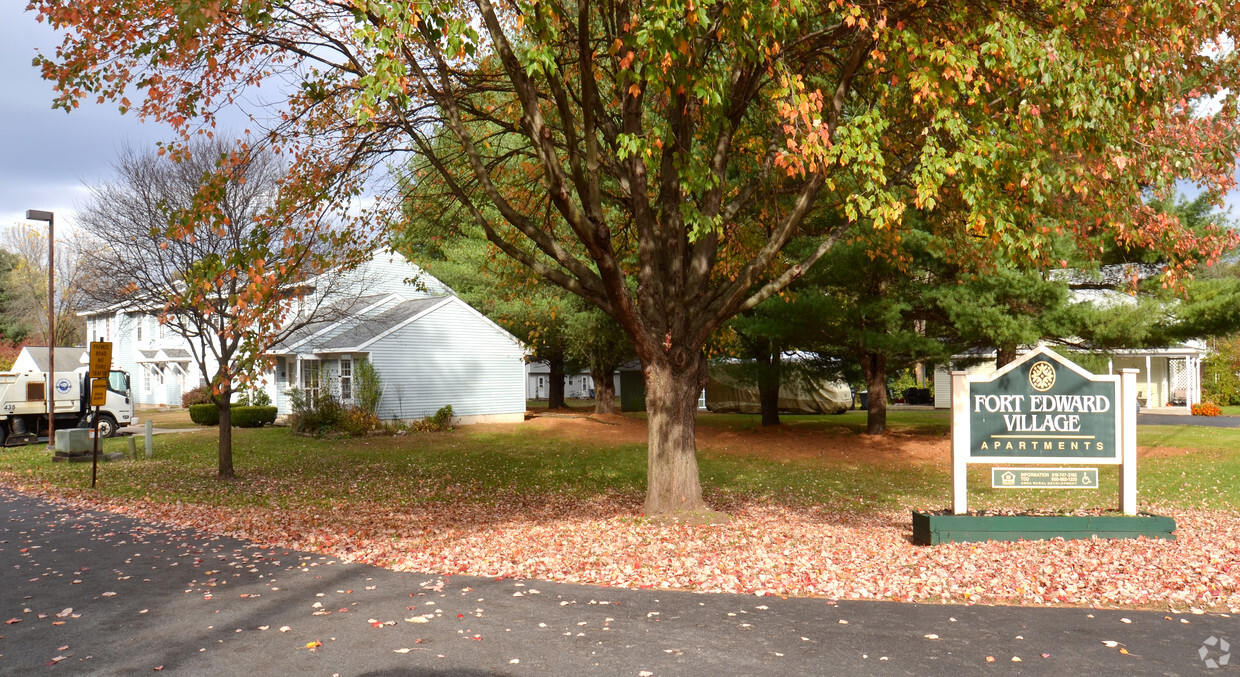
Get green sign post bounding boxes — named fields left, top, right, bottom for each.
left=950, top=346, right=1138, bottom=515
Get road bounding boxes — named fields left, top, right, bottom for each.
left=1138, top=413, right=1240, bottom=429
left=0, top=488, right=1233, bottom=676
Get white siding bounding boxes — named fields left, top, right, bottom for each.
left=366, top=299, right=525, bottom=421
left=270, top=358, right=290, bottom=413
left=933, top=361, right=997, bottom=409
left=310, top=250, right=450, bottom=306
left=112, top=312, right=151, bottom=405
left=11, top=352, right=39, bottom=373
left=82, top=309, right=216, bottom=408
left=525, top=363, right=595, bottom=399
left=354, top=251, right=451, bottom=297
left=933, top=368, right=951, bottom=409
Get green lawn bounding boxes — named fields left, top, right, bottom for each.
left=0, top=412, right=1236, bottom=515
left=135, top=408, right=200, bottom=430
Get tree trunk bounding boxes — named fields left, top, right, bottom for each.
left=755, top=339, right=781, bottom=427
left=217, top=388, right=234, bottom=479
left=547, top=356, right=567, bottom=410
left=643, top=353, right=708, bottom=515
left=592, top=367, right=616, bottom=415
left=859, top=350, right=888, bottom=435
left=995, top=344, right=1017, bottom=369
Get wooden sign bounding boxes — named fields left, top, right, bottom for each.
left=89, top=341, right=112, bottom=379
left=951, top=345, right=1138, bottom=515
left=966, top=349, right=1120, bottom=464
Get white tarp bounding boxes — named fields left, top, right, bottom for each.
left=705, top=370, right=852, bottom=415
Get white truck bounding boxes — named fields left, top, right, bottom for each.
left=0, top=368, right=137, bottom=446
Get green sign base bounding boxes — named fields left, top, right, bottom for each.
left=912, top=511, right=1176, bottom=545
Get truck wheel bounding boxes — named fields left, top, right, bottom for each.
left=0, top=423, right=6, bottom=447
left=95, top=415, right=118, bottom=439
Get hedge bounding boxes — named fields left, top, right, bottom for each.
left=187, top=404, right=278, bottom=427
left=232, top=406, right=277, bottom=428
left=188, top=404, right=220, bottom=426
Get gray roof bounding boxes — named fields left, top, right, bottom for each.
left=272, top=293, right=399, bottom=352
left=163, top=349, right=191, bottom=360
left=139, top=350, right=159, bottom=360
left=20, top=347, right=87, bottom=372
left=316, top=297, right=447, bottom=351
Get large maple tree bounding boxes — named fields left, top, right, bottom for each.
left=30, top=0, right=1240, bottom=513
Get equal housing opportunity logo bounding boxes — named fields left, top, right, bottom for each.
left=1201, top=636, right=1232, bottom=669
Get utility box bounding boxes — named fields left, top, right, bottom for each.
left=55, top=428, right=93, bottom=453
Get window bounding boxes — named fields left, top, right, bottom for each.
left=302, top=360, right=321, bottom=407
left=136, top=321, right=143, bottom=342
left=339, top=357, right=352, bottom=403
left=108, top=370, right=128, bottom=394
left=105, top=317, right=111, bottom=340
left=143, top=368, right=151, bottom=393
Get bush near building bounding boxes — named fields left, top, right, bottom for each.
left=1192, top=402, right=1223, bottom=417
left=188, top=403, right=277, bottom=427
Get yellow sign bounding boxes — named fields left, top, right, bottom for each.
left=89, top=342, right=112, bottom=379
left=90, top=378, right=108, bottom=406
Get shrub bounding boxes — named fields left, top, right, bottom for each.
left=341, top=407, right=380, bottom=436
left=1203, top=351, right=1240, bottom=406
left=188, top=403, right=220, bottom=426
left=354, top=358, right=383, bottom=414
left=237, top=388, right=273, bottom=407
left=412, top=404, right=454, bottom=432
left=232, top=406, right=277, bottom=428
left=182, top=385, right=212, bottom=407
left=1192, top=402, right=1223, bottom=417
left=286, top=386, right=380, bottom=436
left=0, top=342, right=21, bottom=372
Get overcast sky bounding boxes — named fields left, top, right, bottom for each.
left=2, top=4, right=1237, bottom=239
left=0, top=5, right=169, bottom=230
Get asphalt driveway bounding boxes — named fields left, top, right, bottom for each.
left=1139, top=413, right=1240, bottom=428
left=1, top=488, right=1234, bottom=675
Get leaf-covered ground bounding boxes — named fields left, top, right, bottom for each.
left=0, top=410, right=1236, bottom=613
left=3, top=481, right=1235, bottom=613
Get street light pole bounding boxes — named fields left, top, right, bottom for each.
left=25, top=210, right=55, bottom=450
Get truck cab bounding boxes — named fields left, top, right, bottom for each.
left=84, top=369, right=138, bottom=438
left=0, top=368, right=137, bottom=446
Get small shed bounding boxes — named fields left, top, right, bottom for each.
left=525, top=362, right=600, bottom=400
left=11, top=346, right=88, bottom=374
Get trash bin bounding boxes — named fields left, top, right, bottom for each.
left=859, top=391, right=868, bottom=411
